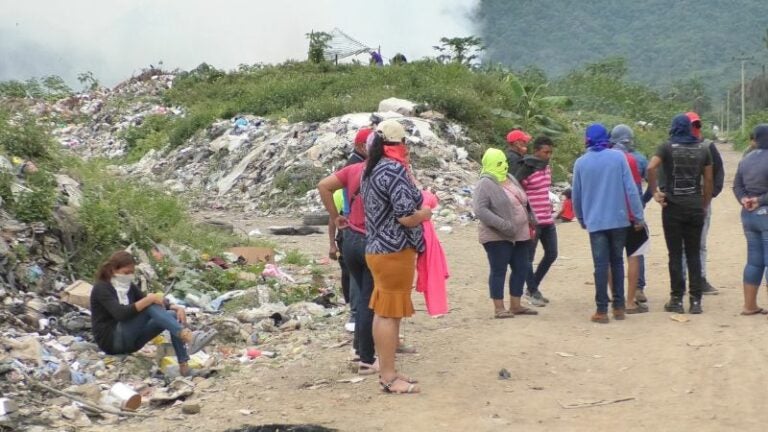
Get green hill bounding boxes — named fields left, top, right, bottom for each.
left=477, top=0, right=767, bottom=94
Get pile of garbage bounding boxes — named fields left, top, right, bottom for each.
left=44, top=73, right=182, bottom=159
left=41, top=72, right=482, bottom=224
left=121, top=105, right=480, bottom=226
left=1, top=240, right=352, bottom=430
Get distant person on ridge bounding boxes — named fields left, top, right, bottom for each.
left=370, top=50, right=384, bottom=67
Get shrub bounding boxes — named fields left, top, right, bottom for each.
left=62, top=158, right=248, bottom=277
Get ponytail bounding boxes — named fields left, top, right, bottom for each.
left=95, top=251, right=136, bottom=283
left=364, top=132, right=385, bottom=179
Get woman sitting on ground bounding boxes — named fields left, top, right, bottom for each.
left=90, top=251, right=214, bottom=376
left=473, top=148, right=537, bottom=318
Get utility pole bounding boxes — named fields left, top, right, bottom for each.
left=733, top=55, right=754, bottom=135
left=741, top=60, right=747, bottom=135
left=726, top=90, right=730, bottom=136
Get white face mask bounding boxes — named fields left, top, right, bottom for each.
left=112, top=273, right=134, bottom=286
left=111, top=273, right=134, bottom=305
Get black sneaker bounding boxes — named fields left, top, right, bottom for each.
left=689, top=298, right=703, bottom=314
left=702, top=280, right=719, bottom=295
left=664, top=297, right=685, bottom=313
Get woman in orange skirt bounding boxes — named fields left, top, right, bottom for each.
left=362, top=120, right=431, bottom=394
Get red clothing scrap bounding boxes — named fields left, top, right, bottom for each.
left=416, top=190, right=449, bottom=316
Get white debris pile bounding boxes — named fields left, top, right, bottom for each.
left=120, top=107, right=480, bottom=223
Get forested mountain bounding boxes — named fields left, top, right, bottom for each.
left=477, top=0, right=767, bottom=93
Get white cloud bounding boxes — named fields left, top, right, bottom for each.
left=0, top=0, right=478, bottom=86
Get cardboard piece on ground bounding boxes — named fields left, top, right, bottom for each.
left=61, top=280, right=93, bottom=309
left=228, top=247, right=274, bottom=264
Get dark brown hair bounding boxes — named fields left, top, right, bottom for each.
left=96, top=251, right=136, bottom=283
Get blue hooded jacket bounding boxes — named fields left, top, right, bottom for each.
left=573, top=123, right=645, bottom=232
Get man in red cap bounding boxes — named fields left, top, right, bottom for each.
left=683, top=112, right=724, bottom=295
left=505, top=129, right=532, bottom=175
left=349, top=127, right=373, bottom=165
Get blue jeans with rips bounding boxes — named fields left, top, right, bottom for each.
left=588, top=228, right=628, bottom=313
left=113, top=304, right=189, bottom=363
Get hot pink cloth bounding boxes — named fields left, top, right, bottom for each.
left=416, top=190, right=449, bottom=316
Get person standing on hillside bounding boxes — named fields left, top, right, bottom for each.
left=610, top=125, right=648, bottom=313
left=647, top=114, right=713, bottom=314
left=514, top=136, right=557, bottom=307
left=682, top=112, right=724, bottom=295
left=733, top=124, right=768, bottom=315
left=573, top=124, right=645, bottom=323
left=505, top=129, right=532, bottom=177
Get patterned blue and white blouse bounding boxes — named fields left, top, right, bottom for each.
left=362, top=158, right=425, bottom=255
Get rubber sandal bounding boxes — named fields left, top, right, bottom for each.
left=741, top=308, right=768, bottom=316
left=379, top=377, right=419, bottom=394
left=188, top=329, right=217, bottom=355
left=494, top=310, right=514, bottom=319
left=512, top=307, right=538, bottom=316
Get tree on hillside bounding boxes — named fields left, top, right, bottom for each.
left=503, top=73, right=571, bottom=134
left=306, top=31, right=332, bottom=64
left=433, top=36, right=485, bottom=67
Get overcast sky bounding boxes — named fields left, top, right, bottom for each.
left=1, top=0, right=478, bottom=87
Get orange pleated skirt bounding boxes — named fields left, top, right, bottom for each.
left=366, top=248, right=417, bottom=318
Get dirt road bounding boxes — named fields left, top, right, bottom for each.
left=89, top=143, right=768, bottom=432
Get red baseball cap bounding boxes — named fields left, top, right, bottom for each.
left=506, top=130, right=531, bottom=144
left=685, top=112, right=701, bottom=125
left=354, top=127, right=374, bottom=145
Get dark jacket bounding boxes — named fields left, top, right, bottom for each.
left=505, top=148, right=524, bottom=177
left=90, top=281, right=145, bottom=353
left=347, top=150, right=365, bottom=166
left=734, top=148, right=768, bottom=206
left=703, top=140, right=725, bottom=197
left=511, top=155, right=548, bottom=182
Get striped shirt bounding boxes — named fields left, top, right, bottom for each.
left=521, top=165, right=553, bottom=226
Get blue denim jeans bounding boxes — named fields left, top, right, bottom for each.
left=742, top=206, right=768, bottom=285
left=113, top=304, right=189, bottom=363
left=483, top=240, right=531, bottom=299
left=588, top=228, right=628, bottom=313
left=525, top=224, right=558, bottom=294
left=342, top=229, right=375, bottom=365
